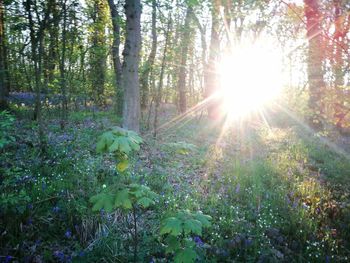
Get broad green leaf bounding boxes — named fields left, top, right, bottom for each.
left=115, top=189, right=132, bottom=209
left=160, top=217, right=182, bottom=236
left=174, top=248, right=197, bottom=263
left=90, top=193, right=114, bottom=212
left=118, top=137, right=132, bottom=154
left=183, top=219, right=202, bottom=235
left=117, top=160, right=129, bottom=172
left=194, top=213, right=212, bottom=228
left=108, top=139, right=120, bottom=152
left=96, top=139, right=106, bottom=153
left=165, top=235, right=181, bottom=253
left=137, top=197, right=154, bottom=208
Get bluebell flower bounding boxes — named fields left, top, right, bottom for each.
left=194, top=236, right=204, bottom=247
left=53, top=251, right=65, bottom=262
left=235, top=183, right=240, bottom=194
left=244, top=238, right=253, bottom=247
left=78, top=251, right=86, bottom=257
left=52, top=206, right=60, bottom=213
left=27, top=217, right=33, bottom=226
left=65, top=229, right=72, bottom=238
left=5, top=255, right=13, bottom=263
left=27, top=203, right=33, bottom=210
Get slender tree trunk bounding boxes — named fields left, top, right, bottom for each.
left=59, top=0, right=68, bottom=126
left=0, top=0, right=9, bottom=110
left=205, top=0, right=220, bottom=119
left=107, top=0, right=123, bottom=116
left=140, top=0, right=157, bottom=113
left=304, top=0, right=326, bottom=128
left=122, top=0, right=141, bottom=132
left=177, top=6, right=192, bottom=114
left=154, top=15, right=171, bottom=138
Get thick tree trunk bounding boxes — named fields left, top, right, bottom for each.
left=0, top=0, right=9, bottom=110
left=122, top=0, right=141, bottom=132
left=204, top=0, right=220, bottom=119
left=140, top=0, right=157, bottom=112
left=304, top=0, right=326, bottom=128
left=107, top=0, right=123, bottom=116
left=177, top=6, right=192, bottom=114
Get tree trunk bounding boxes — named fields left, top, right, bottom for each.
left=177, top=6, right=192, bottom=114
left=122, top=0, right=141, bottom=132
left=0, top=0, right=9, bottom=110
left=154, top=15, right=171, bottom=138
left=304, top=0, right=326, bottom=128
left=205, top=0, right=220, bottom=119
left=107, top=0, right=123, bottom=116
left=59, top=0, right=68, bottom=126
left=140, top=0, right=157, bottom=112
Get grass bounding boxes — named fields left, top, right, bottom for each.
left=1, top=108, right=349, bottom=262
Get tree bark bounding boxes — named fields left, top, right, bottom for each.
left=177, top=6, right=192, bottom=114
left=107, top=0, right=123, bottom=116
left=0, top=0, right=9, bottom=110
left=140, top=0, right=157, bottom=113
left=122, top=0, right=141, bottom=132
left=205, top=0, right=220, bottom=119
left=59, top=0, right=68, bottom=125
left=304, top=0, right=326, bottom=128
left=154, top=15, right=171, bottom=138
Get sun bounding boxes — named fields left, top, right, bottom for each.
left=219, top=41, right=284, bottom=120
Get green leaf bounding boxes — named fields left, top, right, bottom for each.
left=174, top=248, right=197, bottom=263
left=165, top=235, right=181, bottom=253
left=194, top=212, right=212, bottom=228
left=108, top=139, right=120, bottom=152
left=137, top=197, right=154, bottom=208
left=183, top=219, right=202, bottom=235
left=118, top=137, right=132, bottom=154
left=96, top=139, right=107, bottom=153
left=90, top=193, right=114, bottom=212
left=117, top=160, right=129, bottom=172
left=160, top=217, right=182, bottom=236
left=115, top=189, right=132, bottom=209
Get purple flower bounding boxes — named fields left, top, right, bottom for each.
left=52, top=206, right=60, bottom=213
left=78, top=251, right=85, bottom=257
left=53, top=251, right=65, bottom=262
left=65, top=229, right=72, bottom=238
left=244, top=238, right=253, bottom=247
left=194, top=236, right=204, bottom=247
left=235, top=183, right=240, bottom=194
left=27, top=217, right=33, bottom=226
left=5, top=255, right=13, bottom=263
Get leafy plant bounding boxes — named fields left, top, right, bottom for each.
left=160, top=210, right=212, bottom=263
left=96, top=126, right=143, bottom=172
left=90, top=183, right=158, bottom=262
left=0, top=110, right=15, bottom=149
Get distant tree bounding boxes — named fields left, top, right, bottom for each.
left=140, top=0, right=157, bottom=113
left=107, top=0, right=123, bottom=116
left=122, top=0, right=141, bottom=132
left=0, top=0, right=9, bottom=110
left=177, top=5, right=193, bottom=114
left=304, top=0, right=326, bottom=128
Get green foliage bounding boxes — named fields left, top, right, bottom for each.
left=165, top=141, right=197, bottom=155
left=96, top=126, right=142, bottom=172
left=90, top=184, right=158, bottom=212
left=0, top=110, right=15, bottom=149
left=160, top=210, right=212, bottom=263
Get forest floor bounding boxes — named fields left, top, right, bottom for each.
left=1, top=105, right=350, bottom=262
